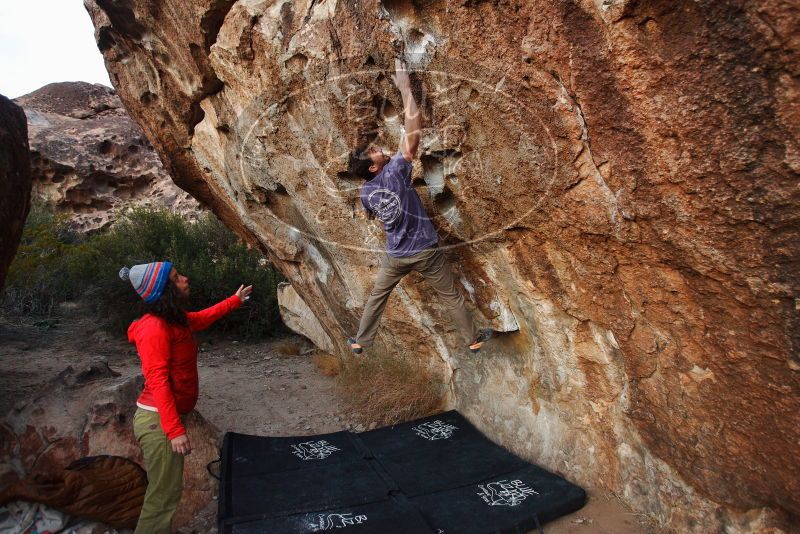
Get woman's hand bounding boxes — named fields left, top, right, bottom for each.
left=236, top=284, right=253, bottom=301
left=171, top=434, right=191, bottom=455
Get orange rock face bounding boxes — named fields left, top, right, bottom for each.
left=84, top=0, right=799, bottom=530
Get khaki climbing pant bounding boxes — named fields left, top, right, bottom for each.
left=356, top=247, right=476, bottom=347
left=133, top=409, right=184, bottom=534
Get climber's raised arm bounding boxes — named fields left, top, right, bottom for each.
left=392, top=59, right=421, bottom=162
left=349, top=60, right=491, bottom=357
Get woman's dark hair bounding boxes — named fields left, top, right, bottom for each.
left=348, top=145, right=374, bottom=181
left=138, top=280, right=188, bottom=326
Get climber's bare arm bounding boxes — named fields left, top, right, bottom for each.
left=392, top=59, right=421, bottom=162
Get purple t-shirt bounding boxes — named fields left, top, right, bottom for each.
left=360, top=152, right=439, bottom=257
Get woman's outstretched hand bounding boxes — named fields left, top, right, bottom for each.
left=236, top=284, right=253, bottom=301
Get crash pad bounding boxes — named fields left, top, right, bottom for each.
left=218, top=411, right=586, bottom=533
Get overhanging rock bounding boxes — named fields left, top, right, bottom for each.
left=0, top=94, right=31, bottom=291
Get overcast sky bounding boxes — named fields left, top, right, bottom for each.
left=0, top=1, right=111, bottom=99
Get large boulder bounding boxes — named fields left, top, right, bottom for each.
left=0, top=95, right=32, bottom=290
left=278, top=282, right=335, bottom=353
left=15, top=82, right=199, bottom=231
left=0, top=362, right=219, bottom=529
left=84, top=0, right=799, bottom=531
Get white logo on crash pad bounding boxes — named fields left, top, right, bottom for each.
left=367, top=188, right=402, bottom=224
left=310, top=512, right=368, bottom=531
left=412, top=420, right=458, bottom=440
left=291, top=440, right=340, bottom=460
left=477, top=479, right=539, bottom=506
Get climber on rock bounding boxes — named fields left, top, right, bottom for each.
left=346, top=59, right=491, bottom=355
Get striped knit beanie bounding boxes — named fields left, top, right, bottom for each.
left=118, top=261, right=173, bottom=303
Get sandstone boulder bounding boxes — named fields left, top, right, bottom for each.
left=278, top=282, right=335, bottom=353
left=0, top=362, right=219, bottom=530
left=15, top=82, right=199, bottom=232
left=85, top=0, right=800, bottom=531
left=0, top=95, right=32, bottom=290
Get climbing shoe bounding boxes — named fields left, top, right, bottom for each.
left=469, top=328, right=494, bottom=353
left=347, top=337, right=363, bottom=354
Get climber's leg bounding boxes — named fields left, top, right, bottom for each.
left=415, top=248, right=478, bottom=346
left=353, top=254, right=411, bottom=349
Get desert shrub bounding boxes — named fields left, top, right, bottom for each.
left=336, top=352, right=446, bottom=426
left=312, top=352, right=343, bottom=377
left=2, top=205, right=284, bottom=340
left=1, top=204, right=84, bottom=315
left=273, top=339, right=304, bottom=356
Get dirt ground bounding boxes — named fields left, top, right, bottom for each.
left=0, top=309, right=657, bottom=534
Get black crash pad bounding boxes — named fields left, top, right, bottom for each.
left=222, top=430, right=364, bottom=478
left=223, top=498, right=435, bottom=534
left=411, top=465, right=588, bottom=534
left=218, top=411, right=586, bottom=533
left=219, top=431, right=394, bottom=521
left=221, top=460, right=393, bottom=519
left=359, top=411, right=529, bottom=496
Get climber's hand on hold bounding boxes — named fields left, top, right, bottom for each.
left=393, top=58, right=421, bottom=162
left=392, top=59, right=411, bottom=94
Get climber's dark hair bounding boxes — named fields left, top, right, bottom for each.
left=138, top=280, right=188, bottom=327
left=348, top=145, right=374, bottom=181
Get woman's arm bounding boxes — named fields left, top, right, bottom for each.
left=186, top=285, right=252, bottom=332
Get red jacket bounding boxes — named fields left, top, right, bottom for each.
left=127, top=295, right=242, bottom=439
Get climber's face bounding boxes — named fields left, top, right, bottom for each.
left=366, top=145, right=391, bottom=174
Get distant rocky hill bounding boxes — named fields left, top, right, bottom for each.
left=15, top=82, right=198, bottom=231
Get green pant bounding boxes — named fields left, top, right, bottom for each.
left=133, top=408, right=184, bottom=534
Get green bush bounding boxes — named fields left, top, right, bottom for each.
left=1, top=205, right=82, bottom=315
left=2, top=205, right=285, bottom=340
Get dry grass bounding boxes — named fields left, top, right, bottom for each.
left=273, top=340, right=303, bottom=356
left=312, top=352, right=343, bottom=376
left=336, top=352, right=446, bottom=426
